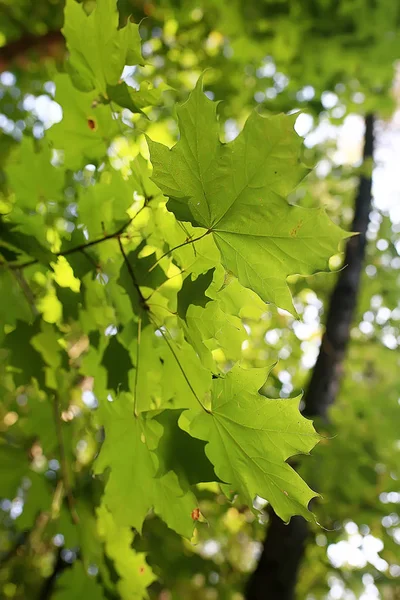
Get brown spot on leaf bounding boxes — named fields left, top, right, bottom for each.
left=87, top=118, right=96, bottom=131
left=290, top=220, right=303, bottom=237
left=191, top=508, right=200, bottom=521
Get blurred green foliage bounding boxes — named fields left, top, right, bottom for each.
left=0, top=1, right=399, bottom=599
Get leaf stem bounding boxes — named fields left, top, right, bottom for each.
left=148, top=230, right=211, bottom=272
left=2, top=203, right=149, bottom=272
left=145, top=267, right=186, bottom=302
left=148, top=314, right=211, bottom=414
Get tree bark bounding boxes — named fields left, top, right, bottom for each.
left=246, top=113, right=375, bottom=600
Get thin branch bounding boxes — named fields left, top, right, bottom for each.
left=147, top=303, right=177, bottom=316
left=79, top=248, right=99, bottom=271
left=1, top=217, right=134, bottom=272
left=148, top=230, right=211, bottom=272
left=117, top=236, right=149, bottom=310
left=1, top=199, right=153, bottom=273
left=62, top=218, right=133, bottom=258
left=109, top=100, right=125, bottom=136
left=145, top=267, right=186, bottom=301
left=52, top=394, right=79, bottom=525
left=11, top=269, right=38, bottom=317
left=177, top=221, right=197, bottom=256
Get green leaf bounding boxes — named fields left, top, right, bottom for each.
left=159, top=335, right=212, bottom=410
left=48, top=74, right=120, bottom=170
left=77, top=169, right=133, bottom=239
left=181, top=364, right=320, bottom=522
left=118, top=322, right=160, bottom=411
left=31, top=321, right=69, bottom=388
left=95, top=395, right=198, bottom=537
left=177, top=268, right=214, bottom=319
left=4, top=320, right=47, bottom=389
left=6, top=139, right=64, bottom=210
left=0, top=445, right=28, bottom=499
left=101, top=334, right=133, bottom=392
left=63, top=0, right=142, bottom=94
left=54, top=561, right=105, bottom=600
left=107, top=81, right=165, bottom=114
left=148, top=77, right=350, bottom=313
left=0, top=218, right=55, bottom=265
left=155, top=409, right=218, bottom=488
left=119, top=241, right=167, bottom=292
left=15, top=472, right=53, bottom=530
left=0, top=270, right=32, bottom=327
left=186, top=300, right=246, bottom=363
left=97, top=504, right=156, bottom=599
left=117, top=240, right=167, bottom=315
left=20, top=393, right=58, bottom=454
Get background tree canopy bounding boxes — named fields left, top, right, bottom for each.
left=0, top=1, right=399, bottom=599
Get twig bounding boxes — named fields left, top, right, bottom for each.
left=79, top=248, right=99, bottom=271
left=145, top=267, right=186, bottom=301
left=11, top=269, right=38, bottom=317
left=61, top=218, right=133, bottom=258
left=117, top=236, right=149, bottom=311
left=1, top=217, right=134, bottom=271
left=148, top=230, right=211, bottom=272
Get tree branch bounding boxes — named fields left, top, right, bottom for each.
left=302, top=114, right=374, bottom=420
left=245, top=114, right=375, bottom=600
left=11, top=268, right=38, bottom=317
left=118, top=236, right=149, bottom=311
left=0, top=217, right=134, bottom=272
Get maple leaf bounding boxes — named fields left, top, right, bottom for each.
left=49, top=74, right=119, bottom=170
left=106, top=80, right=167, bottom=115
left=54, top=561, right=105, bottom=600
left=6, top=139, right=64, bottom=210
left=63, top=0, right=142, bottom=94
left=95, top=395, right=198, bottom=537
left=181, top=364, right=321, bottom=522
left=148, top=77, right=351, bottom=313
left=177, top=268, right=215, bottom=319
left=97, top=504, right=156, bottom=599
left=186, top=300, right=246, bottom=363
left=101, top=334, right=133, bottom=392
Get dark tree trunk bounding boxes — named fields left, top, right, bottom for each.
left=246, top=114, right=375, bottom=600
left=303, top=115, right=374, bottom=421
